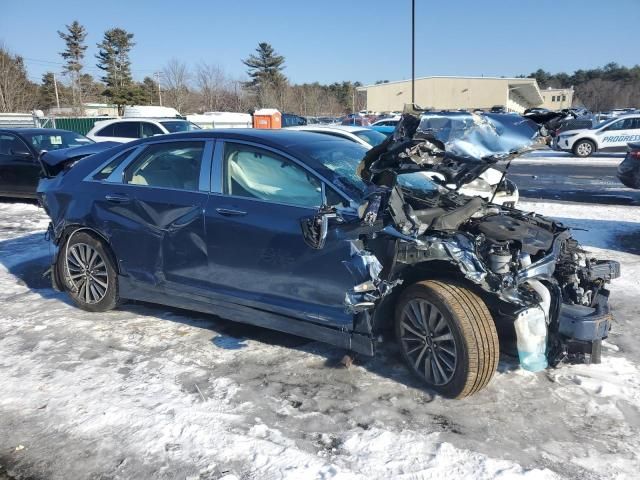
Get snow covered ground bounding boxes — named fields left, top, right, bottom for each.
left=0, top=199, right=639, bottom=480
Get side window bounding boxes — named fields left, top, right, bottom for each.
left=93, top=150, right=134, bottom=181
left=123, top=141, right=204, bottom=191
left=620, top=118, right=635, bottom=130
left=0, top=134, right=17, bottom=156
left=141, top=122, right=163, bottom=138
left=113, top=122, right=140, bottom=138
left=632, top=118, right=640, bottom=130
left=224, top=142, right=322, bottom=208
left=605, top=120, right=624, bottom=131
left=95, top=124, right=115, bottom=137
left=0, top=134, right=30, bottom=157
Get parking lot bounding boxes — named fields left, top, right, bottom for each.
left=1, top=152, right=639, bottom=480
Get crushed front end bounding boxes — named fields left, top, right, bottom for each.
left=348, top=105, right=619, bottom=370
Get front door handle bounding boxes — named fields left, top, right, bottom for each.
left=215, top=207, right=247, bottom=216
left=105, top=193, right=131, bottom=204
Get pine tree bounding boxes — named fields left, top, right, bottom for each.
left=242, top=42, right=286, bottom=106
left=96, top=28, right=136, bottom=114
left=38, top=72, right=59, bottom=109
left=58, top=21, right=88, bottom=113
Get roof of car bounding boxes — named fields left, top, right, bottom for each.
left=287, top=125, right=367, bottom=134
left=94, top=117, right=187, bottom=123
left=0, top=128, right=81, bottom=136
left=113, top=128, right=357, bottom=150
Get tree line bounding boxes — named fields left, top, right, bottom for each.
left=525, top=63, right=640, bottom=111
left=0, top=22, right=365, bottom=116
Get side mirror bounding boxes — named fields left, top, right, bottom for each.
left=301, top=206, right=337, bottom=250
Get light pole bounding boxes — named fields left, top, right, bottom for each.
left=154, top=71, right=163, bottom=106
left=411, top=0, right=415, bottom=105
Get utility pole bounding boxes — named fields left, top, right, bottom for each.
left=411, top=0, right=416, bottom=105
left=53, top=73, right=61, bottom=109
left=154, top=71, right=163, bottom=106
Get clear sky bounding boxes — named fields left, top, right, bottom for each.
left=1, top=0, right=639, bottom=86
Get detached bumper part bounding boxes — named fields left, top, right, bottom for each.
left=555, top=296, right=612, bottom=364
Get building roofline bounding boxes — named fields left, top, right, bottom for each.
left=358, top=76, right=538, bottom=89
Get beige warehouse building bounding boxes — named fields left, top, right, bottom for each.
left=358, top=76, right=546, bottom=113
left=539, top=87, right=574, bottom=110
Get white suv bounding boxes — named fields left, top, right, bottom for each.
left=554, top=114, right=640, bottom=157
left=86, top=118, right=200, bottom=143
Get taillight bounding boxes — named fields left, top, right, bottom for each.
left=629, top=150, right=640, bottom=159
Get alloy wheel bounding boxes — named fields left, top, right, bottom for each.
left=399, top=299, right=458, bottom=385
left=65, top=242, right=109, bottom=304
left=577, top=142, right=592, bottom=156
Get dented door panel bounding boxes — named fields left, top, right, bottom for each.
left=204, top=195, right=356, bottom=327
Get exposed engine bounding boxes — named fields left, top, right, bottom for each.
left=349, top=106, right=620, bottom=370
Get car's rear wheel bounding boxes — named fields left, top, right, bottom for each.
left=573, top=139, right=595, bottom=157
left=58, top=231, right=119, bottom=312
left=395, top=280, right=499, bottom=398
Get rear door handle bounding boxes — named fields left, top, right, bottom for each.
left=215, top=207, right=247, bottom=216
left=105, top=193, right=131, bottom=204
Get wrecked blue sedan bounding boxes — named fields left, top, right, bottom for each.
left=37, top=121, right=619, bottom=398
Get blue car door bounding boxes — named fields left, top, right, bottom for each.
left=91, top=139, right=213, bottom=288
left=204, top=140, right=356, bottom=328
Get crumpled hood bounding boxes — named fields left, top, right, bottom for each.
left=357, top=106, right=543, bottom=188
left=39, top=141, right=120, bottom=177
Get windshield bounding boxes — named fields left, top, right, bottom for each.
left=354, top=129, right=387, bottom=147
left=293, top=140, right=369, bottom=199
left=160, top=121, right=201, bottom=133
left=24, top=131, right=93, bottom=152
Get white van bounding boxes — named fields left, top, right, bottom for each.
left=187, top=112, right=252, bottom=129
left=123, top=106, right=182, bottom=118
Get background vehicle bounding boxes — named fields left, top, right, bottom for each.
left=617, top=142, right=640, bottom=189
left=371, top=116, right=401, bottom=127
left=87, top=118, right=201, bottom=143
left=287, top=125, right=388, bottom=147
left=281, top=113, right=307, bottom=127
left=553, top=114, right=640, bottom=157
left=0, top=128, right=93, bottom=198
left=341, top=115, right=371, bottom=127
left=370, top=125, right=395, bottom=137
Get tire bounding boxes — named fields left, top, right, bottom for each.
left=572, top=139, right=595, bottom=157
left=57, top=230, right=119, bottom=312
left=395, top=280, right=499, bottom=398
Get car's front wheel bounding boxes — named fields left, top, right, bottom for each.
left=573, top=139, right=595, bottom=157
left=395, top=280, right=499, bottom=398
left=58, top=230, right=119, bottom=312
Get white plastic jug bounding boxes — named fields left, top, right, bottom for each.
left=514, top=307, right=548, bottom=372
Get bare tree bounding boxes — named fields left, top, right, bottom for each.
left=162, top=59, right=191, bottom=113
left=196, top=62, right=229, bottom=112
left=0, top=45, right=37, bottom=112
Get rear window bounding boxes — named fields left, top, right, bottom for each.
left=95, top=124, right=115, bottom=137
left=112, top=122, right=140, bottom=138
left=159, top=121, right=201, bottom=133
